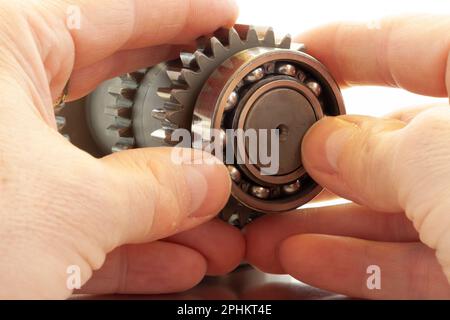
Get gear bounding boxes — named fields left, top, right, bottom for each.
left=71, top=25, right=346, bottom=227
left=86, top=70, right=147, bottom=154
left=151, top=25, right=296, bottom=140
left=85, top=26, right=298, bottom=153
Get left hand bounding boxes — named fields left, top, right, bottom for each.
left=0, top=0, right=242, bottom=299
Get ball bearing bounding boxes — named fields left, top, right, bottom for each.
left=192, top=45, right=344, bottom=214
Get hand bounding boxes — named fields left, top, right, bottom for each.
left=0, top=0, right=242, bottom=299
left=245, top=14, right=450, bottom=299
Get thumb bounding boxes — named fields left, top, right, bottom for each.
left=302, top=114, right=406, bottom=212
left=98, top=147, right=231, bottom=246
left=302, top=106, right=450, bottom=279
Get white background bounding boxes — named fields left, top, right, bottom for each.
left=235, top=0, right=449, bottom=116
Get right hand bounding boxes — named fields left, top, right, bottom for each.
left=245, top=14, right=450, bottom=299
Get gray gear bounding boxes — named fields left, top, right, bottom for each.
left=85, top=26, right=298, bottom=152
left=86, top=70, right=146, bottom=154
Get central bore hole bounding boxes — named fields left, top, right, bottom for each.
left=276, top=124, right=289, bottom=142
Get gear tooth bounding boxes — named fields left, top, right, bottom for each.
left=54, top=103, right=66, bottom=114
left=55, top=116, right=66, bottom=131
left=117, top=136, right=135, bottom=146
left=162, top=119, right=178, bottom=131
left=166, top=69, right=183, bottom=82
left=278, top=34, right=292, bottom=49
left=150, top=129, right=167, bottom=140
left=180, top=68, right=198, bottom=87
left=246, top=26, right=260, bottom=45
left=228, top=27, right=243, bottom=47
left=163, top=101, right=183, bottom=111
left=157, top=103, right=183, bottom=124
left=161, top=126, right=178, bottom=145
left=151, top=108, right=166, bottom=121
left=213, top=27, right=230, bottom=46
left=120, top=72, right=145, bottom=83
left=107, top=123, right=131, bottom=138
left=119, top=73, right=133, bottom=82
left=108, top=86, right=122, bottom=96
left=115, top=116, right=132, bottom=128
left=210, top=36, right=227, bottom=58
left=112, top=142, right=134, bottom=153
left=105, top=105, right=131, bottom=117
left=108, top=86, right=137, bottom=100
left=114, top=96, right=133, bottom=108
left=233, top=24, right=250, bottom=38
left=166, top=59, right=183, bottom=68
left=293, top=43, right=307, bottom=52
left=156, top=87, right=173, bottom=101
left=121, top=88, right=137, bottom=100
left=194, top=51, right=212, bottom=71
left=121, top=80, right=139, bottom=90
left=164, top=133, right=175, bottom=145
left=171, top=89, right=190, bottom=106
left=263, top=27, right=276, bottom=47
left=180, top=53, right=198, bottom=69
left=129, top=71, right=146, bottom=83
left=166, top=63, right=184, bottom=83
left=165, top=109, right=185, bottom=125
left=100, top=72, right=142, bottom=152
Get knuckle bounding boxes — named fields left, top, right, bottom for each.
left=393, top=106, right=450, bottom=229
left=340, top=118, right=401, bottom=209
left=396, top=106, right=450, bottom=183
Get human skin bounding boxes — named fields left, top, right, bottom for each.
left=0, top=0, right=243, bottom=299
left=245, top=15, right=450, bottom=299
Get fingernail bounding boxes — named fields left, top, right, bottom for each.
left=302, top=117, right=358, bottom=175
left=182, top=153, right=231, bottom=218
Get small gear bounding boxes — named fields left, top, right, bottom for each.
left=67, top=25, right=346, bottom=227
left=86, top=70, right=147, bottom=154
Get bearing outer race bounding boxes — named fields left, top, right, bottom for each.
left=193, top=47, right=345, bottom=213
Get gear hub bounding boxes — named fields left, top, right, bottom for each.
left=60, top=25, right=345, bottom=227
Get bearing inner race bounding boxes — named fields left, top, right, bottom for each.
left=233, top=76, right=323, bottom=186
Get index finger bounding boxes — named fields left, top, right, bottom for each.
left=296, top=14, right=450, bottom=97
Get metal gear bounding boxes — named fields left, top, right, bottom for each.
left=64, top=25, right=346, bottom=227
left=86, top=70, right=147, bottom=154
left=150, top=25, right=296, bottom=141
